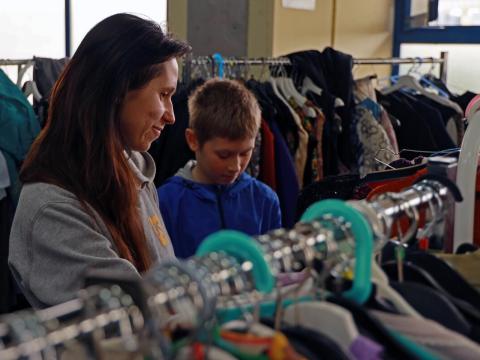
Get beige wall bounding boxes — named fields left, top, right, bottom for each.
left=167, top=0, right=187, bottom=40
left=272, top=0, right=394, bottom=78
left=272, top=0, right=332, bottom=56
left=168, top=0, right=395, bottom=78
left=335, top=0, right=394, bottom=78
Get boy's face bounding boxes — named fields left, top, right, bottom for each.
left=186, top=130, right=255, bottom=185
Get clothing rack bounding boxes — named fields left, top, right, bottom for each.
left=0, top=177, right=454, bottom=360
left=0, top=59, right=32, bottom=66
left=0, top=58, right=35, bottom=87
left=183, top=52, right=449, bottom=83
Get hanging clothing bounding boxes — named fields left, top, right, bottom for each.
left=372, top=310, right=480, bottom=360
left=377, top=91, right=442, bottom=158
left=351, top=103, right=396, bottom=177
left=287, top=48, right=357, bottom=174
left=259, top=120, right=276, bottom=190
left=288, top=98, right=320, bottom=186
left=148, top=79, right=203, bottom=186
left=0, top=193, right=15, bottom=314
left=0, top=150, right=10, bottom=201
left=33, top=57, right=69, bottom=97
left=267, top=118, right=299, bottom=228
left=0, top=69, right=40, bottom=204
left=32, top=56, right=69, bottom=126
left=246, top=128, right=262, bottom=179
left=158, top=160, right=282, bottom=258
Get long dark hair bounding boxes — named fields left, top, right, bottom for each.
left=21, top=13, right=191, bottom=271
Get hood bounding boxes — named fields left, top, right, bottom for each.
left=175, top=159, right=196, bottom=181
left=166, top=160, right=254, bottom=200
left=126, top=151, right=156, bottom=187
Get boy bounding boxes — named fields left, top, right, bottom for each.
left=158, top=78, right=282, bottom=258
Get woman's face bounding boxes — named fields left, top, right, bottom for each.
left=119, top=58, right=178, bottom=152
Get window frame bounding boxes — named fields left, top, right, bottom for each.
left=394, top=0, right=480, bottom=59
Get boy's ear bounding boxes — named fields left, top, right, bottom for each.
left=185, top=128, right=200, bottom=152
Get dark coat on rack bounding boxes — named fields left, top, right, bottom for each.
left=148, top=79, right=203, bottom=186
left=287, top=48, right=356, bottom=175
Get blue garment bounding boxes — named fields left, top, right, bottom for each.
left=267, top=119, right=299, bottom=228
left=158, top=165, right=282, bottom=258
left=0, top=70, right=40, bottom=204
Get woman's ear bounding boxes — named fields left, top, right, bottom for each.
left=185, top=128, right=199, bottom=152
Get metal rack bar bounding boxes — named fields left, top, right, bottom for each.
left=185, top=54, right=448, bottom=82
left=0, top=59, right=33, bottom=66
left=186, top=56, right=445, bottom=66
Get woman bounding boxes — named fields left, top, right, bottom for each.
left=8, top=13, right=191, bottom=308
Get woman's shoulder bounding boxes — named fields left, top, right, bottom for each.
left=17, top=182, right=82, bottom=219
left=20, top=182, right=79, bottom=205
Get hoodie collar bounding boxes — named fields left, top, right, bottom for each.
left=173, top=160, right=252, bottom=198
left=125, top=151, right=156, bottom=188
left=175, top=159, right=196, bottom=181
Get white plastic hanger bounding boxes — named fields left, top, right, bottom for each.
left=371, top=261, right=422, bottom=318
left=302, top=75, right=345, bottom=109
left=269, top=77, right=302, bottom=121
left=301, top=76, right=323, bottom=96
left=280, top=77, right=318, bottom=117
left=381, top=74, right=463, bottom=115
left=283, top=301, right=359, bottom=353
left=454, top=95, right=480, bottom=250
left=22, top=80, right=42, bottom=102
left=276, top=76, right=304, bottom=106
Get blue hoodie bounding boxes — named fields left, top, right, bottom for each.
left=158, top=160, right=282, bottom=258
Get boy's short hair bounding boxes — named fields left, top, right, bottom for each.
left=188, top=78, right=261, bottom=146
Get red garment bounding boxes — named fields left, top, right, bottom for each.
left=366, top=169, right=428, bottom=240
left=366, top=169, right=428, bottom=200
left=366, top=167, right=480, bottom=247
left=260, top=120, right=276, bottom=190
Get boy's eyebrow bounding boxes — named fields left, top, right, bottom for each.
left=216, top=146, right=254, bottom=154
left=241, top=146, right=255, bottom=152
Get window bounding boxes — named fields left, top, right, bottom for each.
left=394, top=0, right=480, bottom=92
left=0, top=0, right=65, bottom=59
left=71, top=0, right=167, bottom=55
left=432, top=0, right=480, bottom=26
left=0, top=1, right=168, bottom=59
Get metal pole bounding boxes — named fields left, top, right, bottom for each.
left=439, top=51, right=448, bottom=83
left=65, top=0, right=71, bottom=57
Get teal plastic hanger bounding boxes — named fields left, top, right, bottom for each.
left=212, top=53, right=225, bottom=78
left=390, top=330, right=441, bottom=360
left=196, top=230, right=275, bottom=293
left=301, top=199, right=373, bottom=304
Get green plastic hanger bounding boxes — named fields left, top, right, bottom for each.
left=196, top=229, right=275, bottom=293
left=301, top=199, right=373, bottom=304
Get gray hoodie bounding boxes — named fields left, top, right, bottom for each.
left=8, top=151, right=174, bottom=308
